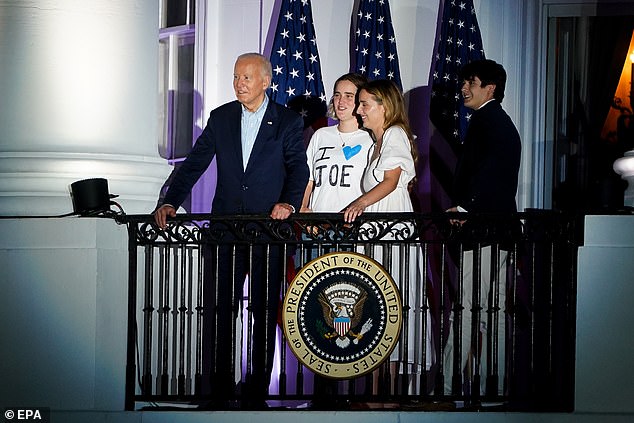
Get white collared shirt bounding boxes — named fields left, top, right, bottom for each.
left=478, top=98, right=495, bottom=110
left=241, top=95, right=269, bottom=169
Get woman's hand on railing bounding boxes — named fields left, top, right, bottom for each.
left=154, top=204, right=176, bottom=229
left=343, top=199, right=368, bottom=223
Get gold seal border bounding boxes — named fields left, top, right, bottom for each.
left=282, top=251, right=402, bottom=379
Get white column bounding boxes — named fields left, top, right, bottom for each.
left=614, top=151, right=634, bottom=207
left=0, top=0, right=170, bottom=216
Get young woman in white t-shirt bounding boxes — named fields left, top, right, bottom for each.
left=301, top=73, right=373, bottom=212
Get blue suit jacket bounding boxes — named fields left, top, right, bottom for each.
left=453, top=100, right=521, bottom=213
left=162, top=99, right=308, bottom=215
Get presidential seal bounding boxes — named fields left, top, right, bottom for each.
left=282, top=251, right=402, bottom=379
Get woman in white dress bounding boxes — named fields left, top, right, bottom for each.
left=344, top=79, right=432, bottom=394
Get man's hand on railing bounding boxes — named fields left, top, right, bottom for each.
left=270, top=203, right=294, bottom=220
left=446, top=206, right=467, bottom=226
left=154, top=204, right=176, bottom=229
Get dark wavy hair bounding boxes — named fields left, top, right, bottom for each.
left=458, top=59, right=507, bottom=102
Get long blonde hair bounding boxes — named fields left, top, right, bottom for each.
left=359, top=79, right=419, bottom=175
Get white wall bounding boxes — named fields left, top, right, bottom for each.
left=0, top=219, right=128, bottom=410
left=576, top=215, right=634, bottom=414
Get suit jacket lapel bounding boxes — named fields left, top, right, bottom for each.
left=245, top=102, right=278, bottom=173
left=229, top=101, right=245, bottom=172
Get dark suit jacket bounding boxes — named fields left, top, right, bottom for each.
left=161, top=99, right=308, bottom=214
left=453, top=100, right=521, bottom=213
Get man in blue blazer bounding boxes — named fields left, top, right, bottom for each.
left=154, top=53, right=308, bottom=405
left=444, top=59, right=521, bottom=397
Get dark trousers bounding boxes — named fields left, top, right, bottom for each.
left=202, top=243, right=283, bottom=400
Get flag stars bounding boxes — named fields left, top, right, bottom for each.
left=280, top=29, right=289, bottom=38
left=286, top=86, right=296, bottom=96
left=353, top=0, right=401, bottom=87
left=277, top=47, right=286, bottom=57
left=274, top=65, right=283, bottom=75
left=296, top=32, right=306, bottom=42
left=432, top=0, right=484, bottom=142
left=293, top=50, right=303, bottom=60
left=284, top=11, right=293, bottom=20
left=309, top=54, right=318, bottom=63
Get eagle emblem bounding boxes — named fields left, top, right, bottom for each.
left=318, top=282, right=373, bottom=348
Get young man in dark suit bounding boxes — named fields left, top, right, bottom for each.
left=445, top=59, right=521, bottom=397
left=154, top=52, right=308, bottom=406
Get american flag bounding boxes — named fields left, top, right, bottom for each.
left=428, top=0, right=485, bottom=211
left=268, top=0, right=327, bottom=128
left=350, top=0, right=402, bottom=89
left=427, top=0, right=486, bottom=353
left=429, top=0, right=485, bottom=144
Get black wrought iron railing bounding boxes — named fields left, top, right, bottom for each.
left=121, top=211, right=581, bottom=411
